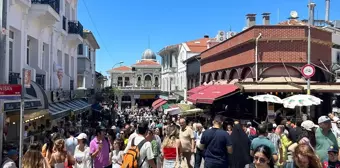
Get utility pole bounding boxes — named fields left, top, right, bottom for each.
left=307, top=0, right=312, bottom=116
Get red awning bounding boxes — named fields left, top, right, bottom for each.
left=152, top=98, right=165, bottom=107
left=153, top=100, right=167, bottom=109
left=187, top=85, right=210, bottom=96
left=188, top=85, right=239, bottom=104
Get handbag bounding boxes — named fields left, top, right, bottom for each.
left=174, top=143, right=189, bottom=168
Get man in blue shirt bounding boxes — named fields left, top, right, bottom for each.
left=199, top=115, right=232, bottom=168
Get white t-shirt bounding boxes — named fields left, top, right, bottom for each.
left=124, top=135, right=154, bottom=168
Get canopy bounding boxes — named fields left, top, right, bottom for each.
left=187, top=85, right=210, bottom=96
left=152, top=98, right=166, bottom=107
left=188, top=85, right=239, bottom=104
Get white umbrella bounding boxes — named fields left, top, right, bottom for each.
left=282, top=94, right=323, bottom=109
left=248, top=94, right=283, bottom=104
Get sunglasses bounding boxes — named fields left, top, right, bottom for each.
left=254, top=156, right=267, bottom=164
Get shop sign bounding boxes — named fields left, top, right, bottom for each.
left=0, top=84, right=21, bottom=96
left=4, top=100, right=42, bottom=111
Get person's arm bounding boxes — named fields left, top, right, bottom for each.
left=90, top=141, right=102, bottom=158
left=250, top=141, right=254, bottom=156
left=198, top=132, right=206, bottom=150
left=146, top=142, right=157, bottom=168
left=190, top=129, right=195, bottom=153
left=226, top=133, right=232, bottom=154
left=270, top=144, right=278, bottom=163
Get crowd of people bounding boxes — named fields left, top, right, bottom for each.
left=2, top=102, right=340, bottom=168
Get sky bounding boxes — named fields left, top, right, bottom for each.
left=77, top=0, right=340, bottom=76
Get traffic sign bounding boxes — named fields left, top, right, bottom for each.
left=301, top=64, right=315, bottom=79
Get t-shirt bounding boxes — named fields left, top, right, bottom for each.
left=316, top=127, right=338, bottom=162
left=90, top=137, right=110, bottom=168
left=65, top=137, right=78, bottom=156
left=124, top=135, right=154, bottom=168
left=250, top=136, right=277, bottom=155
left=200, top=128, right=232, bottom=165
left=180, top=126, right=194, bottom=152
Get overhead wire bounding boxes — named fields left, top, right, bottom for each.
left=81, top=0, right=114, bottom=59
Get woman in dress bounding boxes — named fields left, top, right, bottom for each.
left=74, top=133, right=91, bottom=168
left=230, top=124, right=251, bottom=168
left=161, top=124, right=181, bottom=168
left=110, top=139, right=124, bottom=168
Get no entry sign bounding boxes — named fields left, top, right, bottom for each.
left=301, top=64, right=315, bottom=79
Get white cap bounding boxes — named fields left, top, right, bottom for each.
left=111, top=125, right=116, bottom=130
left=273, top=123, right=277, bottom=128
left=76, top=133, right=87, bottom=140
left=301, top=120, right=318, bottom=131
left=318, top=116, right=331, bottom=124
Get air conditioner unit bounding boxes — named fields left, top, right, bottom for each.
left=226, top=31, right=237, bottom=39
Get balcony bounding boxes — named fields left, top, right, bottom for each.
left=62, top=16, right=67, bottom=31
left=8, top=72, right=20, bottom=84
left=36, top=74, right=45, bottom=89
left=117, top=86, right=161, bottom=92
left=67, top=21, right=83, bottom=46
left=29, top=0, right=60, bottom=27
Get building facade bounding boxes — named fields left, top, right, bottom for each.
left=4, top=0, right=92, bottom=142
left=158, top=36, right=211, bottom=100
left=77, top=30, right=100, bottom=91
left=107, top=49, right=161, bottom=109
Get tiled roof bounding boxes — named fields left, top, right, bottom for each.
left=134, top=60, right=160, bottom=66
left=185, top=37, right=212, bottom=53
left=112, top=66, right=131, bottom=71
left=278, top=19, right=306, bottom=26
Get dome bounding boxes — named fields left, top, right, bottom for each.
left=141, top=49, right=156, bottom=60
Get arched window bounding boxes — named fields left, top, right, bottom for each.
left=117, top=77, right=123, bottom=86
left=155, top=77, right=159, bottom=87
left=137, top=77, right=141, bottom=86
left=144, top=75, right=152, bottom=88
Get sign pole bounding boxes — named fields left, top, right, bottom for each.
left=307, top=0, right=312, bottom=116
left=18, top=68, right=25, bottom=168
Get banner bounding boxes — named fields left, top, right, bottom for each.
left=24, top=69, right=31, bottom=88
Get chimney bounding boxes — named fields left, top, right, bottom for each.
left=325, top=0, right=330, bottom=22
left=308, top=3, right=316, bottom=25
left=262, top=13, right=270, bottom=25
left=204, top=35, right=209, bottom=38
left=246, top=14, right=257, bottom=27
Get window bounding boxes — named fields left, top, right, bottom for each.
left=9, top=31, right=14, bottom=72
left=337, top=52, right=340, bottom=64
left=41, top=44, right=44, bottom=68
left=26, top=39, right=30, bottom=65
left=117, top=77, right=123, bottom=86
left=78, top=44, right=83, bottom=55
left=124, top=77, right=129, bottom=86
left=84, top=45, right=88, bottom=57
left=88, top=48, right=91, bottom=60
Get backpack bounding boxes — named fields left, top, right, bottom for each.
left=121, top=138, right=146, bottom=168
left=249, top=127, right=257, bottom=136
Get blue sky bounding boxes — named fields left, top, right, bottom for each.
left=77, top=0, right=340, bottom=76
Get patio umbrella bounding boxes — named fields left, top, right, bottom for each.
left=248, top=94, right=283, bottom=104
left=282, top=94, right=323, bottom=109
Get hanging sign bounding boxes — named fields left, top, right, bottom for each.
left=24, top=69, right=31, bottom=88
left=301, top=64, right=315, bottom=79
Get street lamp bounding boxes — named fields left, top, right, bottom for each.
left=112, top=61, right=124, bottom=69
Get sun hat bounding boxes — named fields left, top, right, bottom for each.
left=301, top=120, right=318, bottom=131
left=76, top=133, right=87, bottom=140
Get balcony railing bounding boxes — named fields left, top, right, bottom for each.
left=70, top=80, right=74, bottom=90
left=68, top=21, right=83, bottom=37
left=9, top=72, right=20, bottom=84
left=117, top=86, right=161, bottom=90
left=36, top=74, right=45, bottom=89
left=31, top=0, right=60, bottom=14
left=62, top=16, right=67, bottom=31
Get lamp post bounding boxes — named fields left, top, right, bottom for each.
left=110, top=61, right=124, bottom=87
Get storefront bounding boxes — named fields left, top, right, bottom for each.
left=4, top=81, right=49, bottom=143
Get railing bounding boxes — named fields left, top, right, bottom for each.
left=9, top=72, right=20, bottom=84
left=70, top=80, right=74, bottom=90
left=62, top=16, right=67, bottom=31
left=68, top=21, right=83, bottom=37
left=31, top=0, right=60, bottom=14
left=36, top=74, right=45, bottom=89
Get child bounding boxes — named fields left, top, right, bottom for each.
left=323, top=146, right=340, bottom=168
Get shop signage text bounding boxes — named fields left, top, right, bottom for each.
left=4, top=100, right=42, bottom=111
left=0, top=84, right=21, bottom=95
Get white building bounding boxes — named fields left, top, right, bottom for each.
left=3, top=0, right=92, bottom=141
left=77, top=30, right=100, bottom=90
left=158, top=35, right=211, bottom=100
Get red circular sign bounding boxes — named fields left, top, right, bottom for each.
left=301, top=64, right=315, bottom=78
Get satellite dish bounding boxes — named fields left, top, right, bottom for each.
left=290, top=11, right=298, bottom=18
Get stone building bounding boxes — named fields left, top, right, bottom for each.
left=107, top=49, right=161, bottom=109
